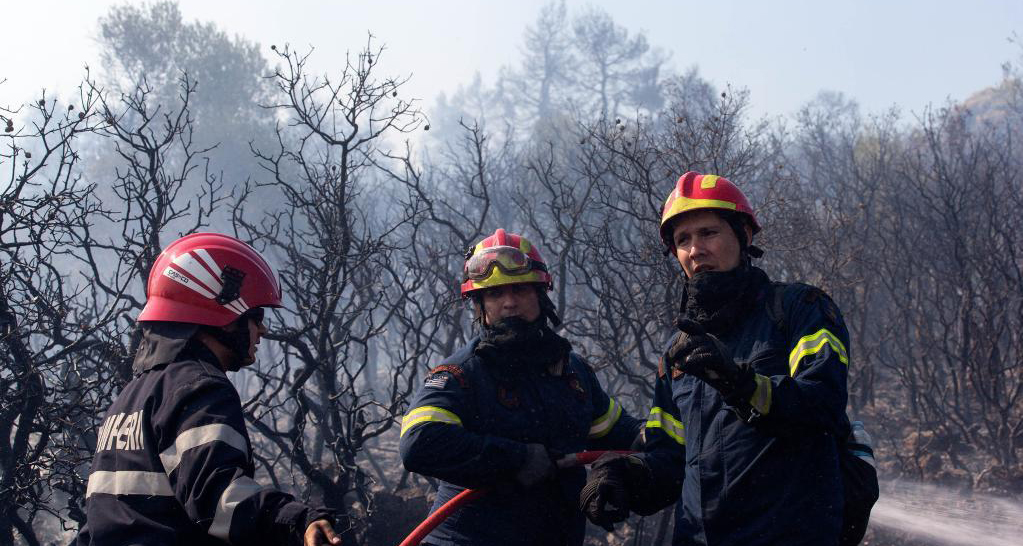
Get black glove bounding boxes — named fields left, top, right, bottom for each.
left=579, top=452, right=651, bottom=532
left=514, top=443, right=556, bottom=489
left=667, top=320, right=757, bottom=411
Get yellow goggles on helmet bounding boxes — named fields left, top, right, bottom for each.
left=464, top=245, right=548, bottom=281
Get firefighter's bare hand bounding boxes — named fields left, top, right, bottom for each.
left=304, top=518, right=341, bottom=546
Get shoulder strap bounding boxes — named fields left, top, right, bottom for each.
left=765, top=281, right=791, bottom=340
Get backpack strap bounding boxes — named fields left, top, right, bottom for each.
left=765, top=281, right=792, bottom=341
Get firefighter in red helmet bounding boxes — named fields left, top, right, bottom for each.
left=580, top=173, right=877, bottom=546
left=75, top=233, right=341, bottom=546
left=400, top=228, right=643, bottom=546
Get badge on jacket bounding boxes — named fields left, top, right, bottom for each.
left=428, top=364, right=468, bottom=388
left=565, top=372, right=587, bottom=401
left=497, top=385, right=520, bottom=409
left=821, top=297, right=840, bottom=326
left=424, top=375, right=448, bottom=389
left=806, top=287, right=841, bottom=326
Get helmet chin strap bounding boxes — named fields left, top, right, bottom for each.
left=720, top=211, right=763, bottom=261
left=538, top=290, right=562, bottom=327
left=201, top=319, right=252, bottom=372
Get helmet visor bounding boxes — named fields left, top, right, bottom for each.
left=464, top=245, right=547, bottom=281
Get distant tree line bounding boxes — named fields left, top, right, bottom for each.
left=1, top=2, right=1020, bottom=545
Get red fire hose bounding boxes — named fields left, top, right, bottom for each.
left=397, top=450, right=635, bottom=546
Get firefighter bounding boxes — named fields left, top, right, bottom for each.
left=580, top=172, right=852, bottom=545
left=74, top=233, right=340, bottom=546
left=399, top=228, right=643, bottom=546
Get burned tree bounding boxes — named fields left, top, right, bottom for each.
left=74, top=71, right=227, bottom=384
left=0, top=85, right=110, bottom=545
left=237, top=39, right=427, bottom=541
left=873, top=104, right=1023, bottom=493
left=383, top=119, right=519, bottom=362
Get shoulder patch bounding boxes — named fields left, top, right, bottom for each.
left=802, top=286, right=823, bottom=304
left=497, top=384, right=520, bottom=409
left=424, top=375, right=448, bottom=389
left=429, top=364, right=468, bottom=389
left=799, top=286, right=842, bottom=326
left=564, top=371, right=587, bottom=401
left=819, top=294, right=841, bottom=326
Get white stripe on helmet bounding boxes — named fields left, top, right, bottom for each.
left=227, top=298, right=249, bottom=315
left=163, top=266, right=217, bottom=299
left=172, top=252, right=224, bottom=295
left=161, top=250, right=253, bottom=315
left=194, top=248, right=223, bottom=277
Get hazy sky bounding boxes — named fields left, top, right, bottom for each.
left=3, top=0, right=1021, bottom=120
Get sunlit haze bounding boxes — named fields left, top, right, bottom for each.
left=3, top=0, right=1021, bottom=119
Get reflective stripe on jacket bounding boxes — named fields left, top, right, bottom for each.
left=399, top=339, right=642, bottom=546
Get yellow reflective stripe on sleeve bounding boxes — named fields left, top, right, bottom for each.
left=645, top=407, right=685, bottom=446
left=400, top=406, right=463, bottom=437
left=588, top=398, right=622, bottom=439
left=749, top=374, right=772, bottom=415
left=788, top=328, right=848, bottom=376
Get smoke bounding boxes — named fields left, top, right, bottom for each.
left=871, top=480, right=1023, bottom=546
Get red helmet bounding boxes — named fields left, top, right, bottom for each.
left=137, top=233, right=282, bottom=326
left=460, top=228, right=552, bottom=297
left=659, top=171, right=760, bottom=250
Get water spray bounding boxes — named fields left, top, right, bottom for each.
left=871, top=480, right=1023, bottom=546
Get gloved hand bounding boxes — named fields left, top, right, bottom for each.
left=514, top=443, right=556, bottom=488
left=667, top=320, right=756, bottom=408
left=579, top=452, right=651, bottom=532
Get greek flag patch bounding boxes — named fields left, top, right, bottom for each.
left=424, top=375, right=448, bottom=389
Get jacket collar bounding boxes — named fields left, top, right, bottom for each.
left=131, top=321, right=200, bottom=374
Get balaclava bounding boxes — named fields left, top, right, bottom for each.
left=676, top=211, right=768, bottom=334
left=473, top=286, right=571, bottom=371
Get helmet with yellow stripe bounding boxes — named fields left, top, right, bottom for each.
left=461, top=228, right=552, bottom=297
left=659, top=171, right=760, bottom=252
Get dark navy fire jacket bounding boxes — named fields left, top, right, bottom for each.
left=399, top=339, right=642, bottom=546
left=75, top=338, right=328, bottom=546
left=641, top=281, right=850, bottom=546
